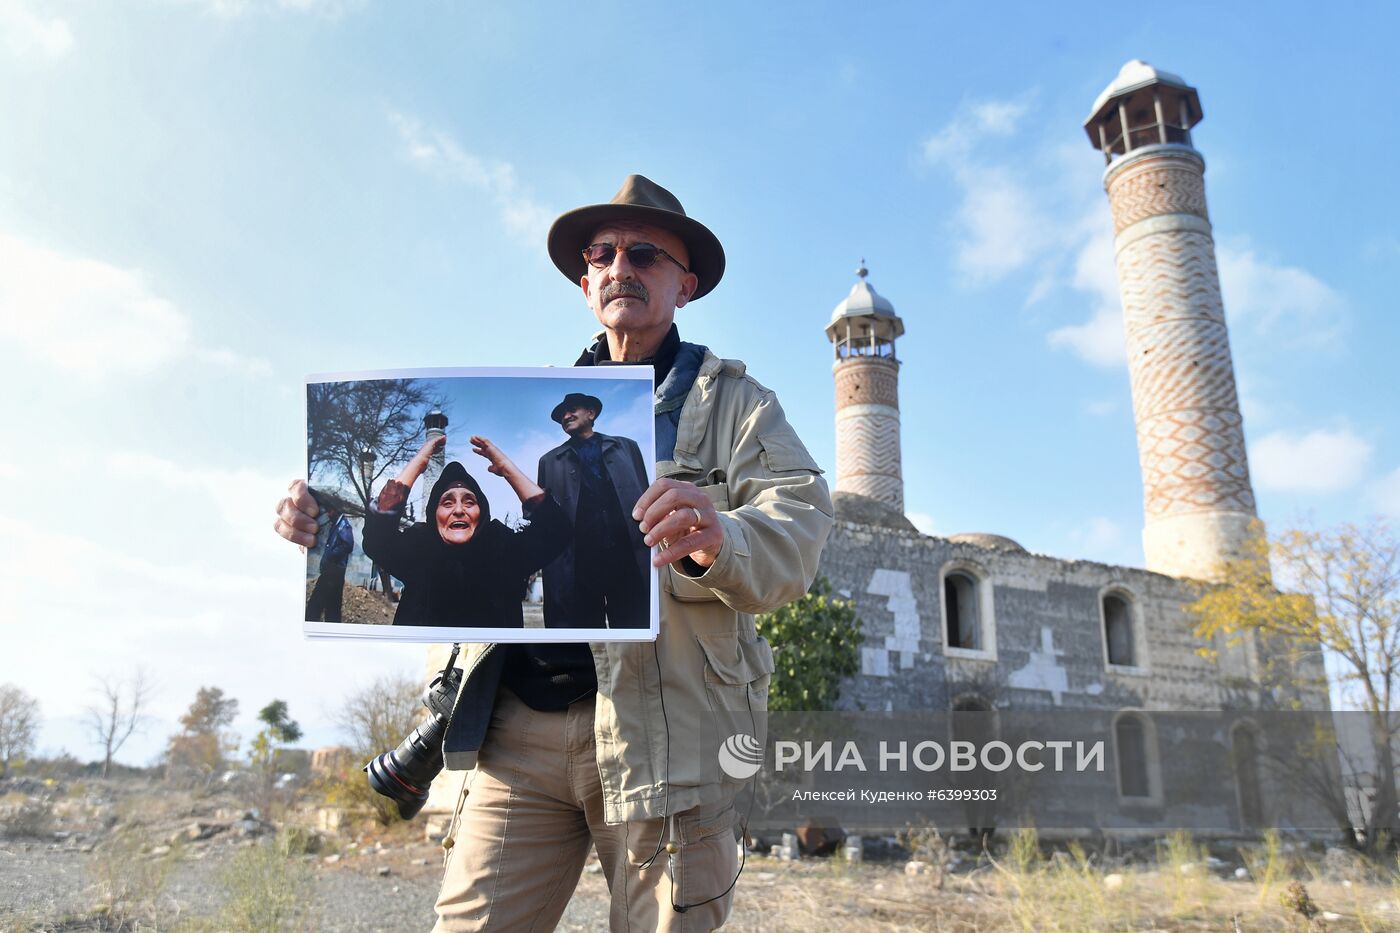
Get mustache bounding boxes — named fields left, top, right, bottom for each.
left=601, top=281, right=649, bottom=304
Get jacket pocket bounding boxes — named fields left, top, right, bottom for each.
left=758, top=433, right=822, bottom=474
left=696, top=632, right=774, bottom=714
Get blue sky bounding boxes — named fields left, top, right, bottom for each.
left=1, top=0, right=1396, bottom=764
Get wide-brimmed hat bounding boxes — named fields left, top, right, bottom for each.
left=550, top=392, right=603, bottom=424
left=547, top=175, right=725, bottom=301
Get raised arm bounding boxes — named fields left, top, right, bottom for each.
left=470, top=435, right=545, bottom=504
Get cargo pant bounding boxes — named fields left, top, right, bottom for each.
left=433, top=689, right=738, bottom=932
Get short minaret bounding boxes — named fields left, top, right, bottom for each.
left=826, top=262, right=905, bottom=513
left=1084, top=61, right=1260, bottom=581
left=418, top=408, right=448, bottom=520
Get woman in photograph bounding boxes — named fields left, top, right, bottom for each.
left=363, top=434, right=570, bottom=627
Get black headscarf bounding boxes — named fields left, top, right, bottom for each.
left=428, top=461, right=491, bottom=530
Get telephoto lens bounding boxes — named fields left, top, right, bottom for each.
left=364, top=653, right=462, bottom=820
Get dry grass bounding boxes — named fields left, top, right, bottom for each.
left=721, top=832, right=1400, bottom=932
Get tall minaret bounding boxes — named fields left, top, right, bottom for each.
left=1085, top=61, right=1260, bottom=581
left=418, top=408, right=449, bottom=521
left=826, top=262, right=905, bottom=513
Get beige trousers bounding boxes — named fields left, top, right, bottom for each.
left=433, top=689, right=738, bottom=932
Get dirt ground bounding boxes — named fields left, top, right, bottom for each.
left=4, top=775, right=1399, bottom=932
left=305, top=578, right=396, bottom=625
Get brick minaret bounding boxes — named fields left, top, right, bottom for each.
left=826, top=262, right=905, bottom=512
left=1085, top=61, right=1260, bottom=581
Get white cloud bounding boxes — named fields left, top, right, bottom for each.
left=921, top=98, right=1060, bottom=283
left=921, top=100, right=1028, bottom=167
left=103, top=450, right=290, bottom=550
left=1369, top=466, right=1400, bottom=517
left=1085, top=399, right=1116, bottom=417
left=952, top=168, right=1052, bottom=282
left=167, top=0, right=363, bottom=18
left=1250, top=427, right=1373, bottom=493
left=0, top=0, right=74, bottom=60
left=906, top=511, right=938, bottom=536
left=1217, top=243, right=1345, bottom=346
left=0, top=231, right=268, bottom=380
left=1046, top=220, right=1130, bottom=369
left=1048, top=306, right=1123, bottom=369
left=390, top=112, right=554, bottom=246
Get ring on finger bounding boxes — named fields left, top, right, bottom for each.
left=689, top=506, right=703, bottom=527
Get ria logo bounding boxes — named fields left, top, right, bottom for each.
left=717, top=733, right=763, bottom=780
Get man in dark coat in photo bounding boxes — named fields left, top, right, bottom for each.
left=536, top=391, right=651, bottom=628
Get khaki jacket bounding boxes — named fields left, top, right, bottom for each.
left=449, top=349, right=833, bottom=824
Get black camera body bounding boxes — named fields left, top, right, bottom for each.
left=364, top=649, right=463, bottom=820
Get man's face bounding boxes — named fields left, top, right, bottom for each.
left=580, top=223, right=698, bottom=339
left=559, top=405, right=597, bottom=437
left=435, top=486, right=481, bottom=545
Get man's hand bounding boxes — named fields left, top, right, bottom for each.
left=633, top=479, right=724, bottom=570
left=273, top=479, right=320, bottom=550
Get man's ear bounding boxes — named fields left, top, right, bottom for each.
left=674, top=271, right=699, bottom=309
left=580, top=275, right=593, bottom=301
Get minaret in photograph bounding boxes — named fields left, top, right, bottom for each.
left=1085, top=61, right=1260, bottom=581
left=418, top=408, right=449, bottom=521
left=826, top=262, right=906, bottom=513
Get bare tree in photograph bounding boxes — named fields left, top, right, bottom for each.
left=85, top=669, right=154, bottom=779
left=306, top=379, right=447, bottom=511
left=0, top=684, right=41, bottom=777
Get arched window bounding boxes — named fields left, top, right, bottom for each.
left=1103, top=592, right=1135, bottom=667
left=1114, top=712, right=1161, bottom=802
left=945, top=572, right=979, bottom=649
left=1232, top=723, right=1264, bottom=828
left=941, top=562, right=995, bottom=659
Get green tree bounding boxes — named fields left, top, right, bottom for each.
left=256, top=700, right=303, bottom=744
left=248, top=700, right=303, bottom=815
left=757, top=576, right=863, bottom=712
left=1186, top=519, right=1399, bottom=851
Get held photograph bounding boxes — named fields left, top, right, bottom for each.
left=301, top=366, right=658, bottom=642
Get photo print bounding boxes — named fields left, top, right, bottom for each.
left=302, top=366, right=658, bottom=643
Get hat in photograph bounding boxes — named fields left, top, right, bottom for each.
left=551, top=392, right=604, bottom=424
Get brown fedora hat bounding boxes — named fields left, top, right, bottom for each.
left=547, top=174, right=725, bottom=301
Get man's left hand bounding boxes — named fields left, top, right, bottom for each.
left=633, top=479, right=724, bottom=569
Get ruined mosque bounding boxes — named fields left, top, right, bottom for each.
left=420, top=62, right=1332, bottom=835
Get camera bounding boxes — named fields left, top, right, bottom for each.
left=365, top=646, right=462, bottom=820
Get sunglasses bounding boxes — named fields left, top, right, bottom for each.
left=581, top=242, right=689, bottom=274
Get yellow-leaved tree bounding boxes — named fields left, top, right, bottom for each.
left=1187, top=519, right=1399, bottom=852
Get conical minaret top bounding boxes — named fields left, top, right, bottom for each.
left=1084, top=59, right=1202, bottom=163
left=826, top=262, right=906, bottom=513
left=1084, top=62, right=1260, bottom=581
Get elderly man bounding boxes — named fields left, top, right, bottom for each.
left=538, top=390, right=651, bottom=629
left=275, top=175, right=832, bottom=931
